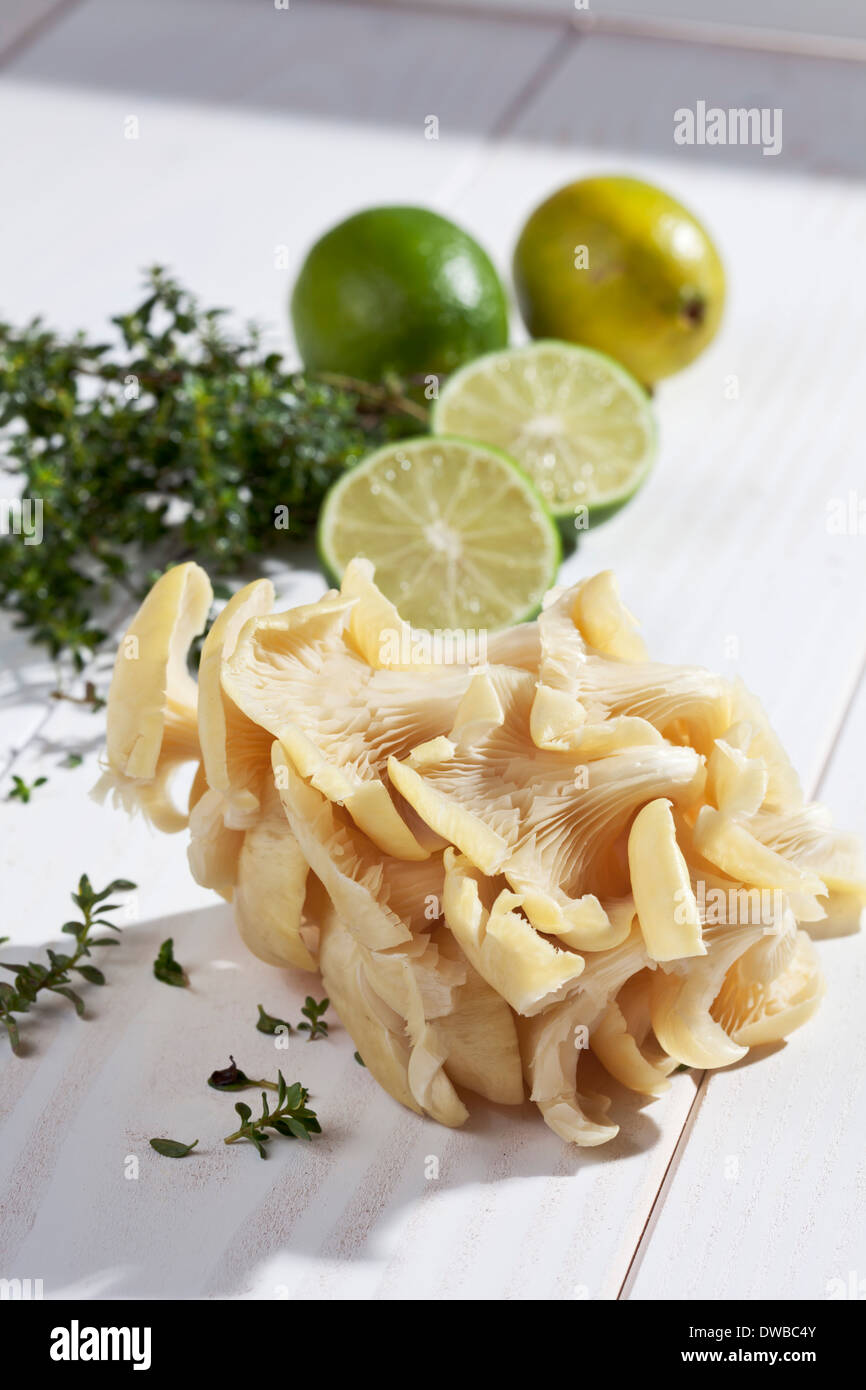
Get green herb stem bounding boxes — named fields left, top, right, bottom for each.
left=0, top=875, right=136, bottom=1053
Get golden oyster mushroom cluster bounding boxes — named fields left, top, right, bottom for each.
left=96, top=560, right=865, bottom=1147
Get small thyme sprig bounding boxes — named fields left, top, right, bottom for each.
left=50, top=681, right=106, bottom=712
left=223, top=1072, right=321, bottom=1158
left=0, top=874, right=136, bottom=1054
left=297, top=996, right=330, bottom=1041
left=6, top=774, right=47, bottom=803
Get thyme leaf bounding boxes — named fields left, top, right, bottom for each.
left=150, top=1138, right=199, bottom=1158
left=153, top=937, right=187, bottom=988
left=208, top=1056, right=278, bottom=1092
left=256, top=1004, right=293, bottom=1036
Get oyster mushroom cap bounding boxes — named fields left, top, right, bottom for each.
left=402, top=963, right=469, bottom=1128
left=573, top=570, right=648, bottom=664
left=318, top=906, right=421, bottom=1117
left=95, top=557, right=859, bottom=1148
left=199, top=577, right=275, bottom=827
left=187, top=579, right=280, bottom=897
left=591, top=970, right=677, bottom=1097
left=628, top=798, right=706, bottom=962
left=693, top=806, right=827, bottom=898
left=590, top=1000, right=672, bottom=1098
left=341, top=555, right=540, bottom=675
left=187, top=787, right=245, bottom=901
left=232, top=775, right=316, bottom=971
left=224, top=587, right=474, bottom=859
left=530, top=679, right=662, bottom=759
left=711, top=919, right=825, bottom=1047
left=431, top=924, right=524, bottom=1106
left=729, top=684, right=803, bottom=812
left=316, top=896, right=469, bottom=1127
left=537, top=581, right=737, bottom=758
left=271, top=741, right=418, bottom=950
left=706, top=731, right=769, bottom=818
left=390, top=664, right=706, bottom=932
left=649, top=921, right=770, bottom=1069
left=442, top=849, right=586, bottom=1016
left=751, top=802, right=866, bottom=905
left=340, top=556, right=413, bottom=670
left=517, top=924, right=651, bottom=1146
left=97, top=562, right=212, bottom=832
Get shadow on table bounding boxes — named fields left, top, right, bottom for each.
left=2, top=896, right=679, bottom=1299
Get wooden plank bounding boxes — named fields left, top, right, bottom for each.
left=0, top=0, right=71, bottom=61
left=510, top=28, right=866, bottom=177
left=0, top=841, right=705, bottom=1301
left=0, top=897, right=703, bottom=1299
left=626, top=665, right=866, bottom=1300
left=444, top=33, right=866, bottom=1297
left=394, top=0, right=866, bottom=52
left=0, top=0, right=564, bottom=755
left=0, top=1, right=688, bottom=1299
left=0, top=721, right=705, bottom=1299
left=450, top=37, right=866, bottom=790
left=0, top=567, right=702, bottom=1299
left=2, top=6, right=864, bottom=1300
left=0, top=0, right=565, bottom=336
left=0, top=0, right=672, bottom=1304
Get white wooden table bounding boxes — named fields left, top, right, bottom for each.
left=1, top=0, right=865, bottom=1301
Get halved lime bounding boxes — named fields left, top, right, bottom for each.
left=431, top=341, right=656, bottom=528
left=317, top=436, right=560, bottom=630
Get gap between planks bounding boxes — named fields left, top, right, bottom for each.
left=0, top=0, right=84, bottom=70
left=618, top=638, right=866, bottom=1298
left=435, top=18, right=580, bottom=206
left=343, top=0, right=866, bottom=63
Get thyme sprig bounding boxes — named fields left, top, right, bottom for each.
left=0, top=268, right=425, bottom=669
left=297, top=995, right=330, bottom=1041
left=0, top=875, right=135, bottom=1053
left=224, top=1072, right=321, bottom=1158
left=6, top=774, right=47, bottom=803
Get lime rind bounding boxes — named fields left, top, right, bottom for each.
left=431, top=339, right=656, bottom=523
left=317, top=434, right=560, bottom=630
left=291, top=206, right=509, bottom=379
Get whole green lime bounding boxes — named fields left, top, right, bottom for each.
left=513, top=176, right=725, bottom=384
left=291, top=206, right=509, bottom=379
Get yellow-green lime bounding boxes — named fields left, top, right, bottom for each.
left=291, top=206, right=508, bottom=380
left=513, top=175, right=725, bottom=384
left=432, top=341, right=656, bottom=530
left=317, top=436, right=560, bottom=630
